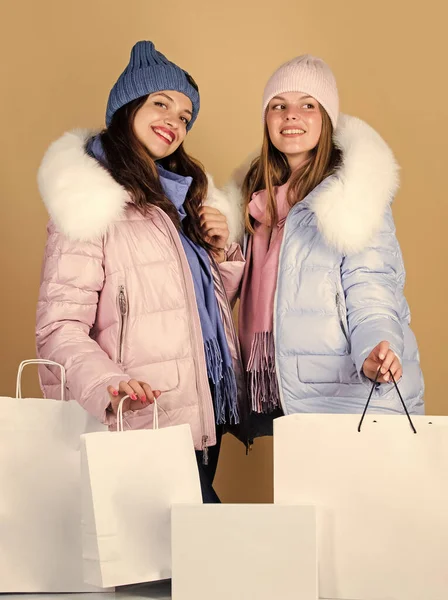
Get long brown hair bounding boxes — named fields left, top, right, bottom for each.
left=98, top=95, right=211, bottom=248
left=243, top=106, right=342, bottom=232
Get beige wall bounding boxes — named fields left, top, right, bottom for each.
left=1, top=0, right=446, bottom=503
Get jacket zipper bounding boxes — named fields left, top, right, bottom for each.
left=273, top=193, right=335, bottom=415
left=336, top=292, right=350, bottom=346
left=273, top=204, right=303, bottom=416
left=154, top=208, right=213, bottom=461
left=117, top=285, right=128, bottom=365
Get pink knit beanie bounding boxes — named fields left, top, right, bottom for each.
left=262, top=54, right=339, bottom=129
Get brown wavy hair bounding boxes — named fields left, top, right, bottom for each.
left=98, top=95, right=210, bottom=248
left=243, top=106, right=342, bottom=232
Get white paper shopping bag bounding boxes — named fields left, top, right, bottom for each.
left=81, top=396, right=203, bottom=588
left=0, top=359, right=108, bottom=593
left=172, top=504, right=318, bottom=600
left=274, top=380, right=448, bottom=600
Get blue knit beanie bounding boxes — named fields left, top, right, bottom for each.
left=106, top=41, right=200, bottom=130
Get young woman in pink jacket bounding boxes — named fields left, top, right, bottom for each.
left=35, top=41, right=245, bottom=503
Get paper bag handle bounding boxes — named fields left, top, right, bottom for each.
left=16, top=359, right=66, bottom=401
left=358, top=369, right=417, bottom=433
left=116, top=396, right=159, bottom=432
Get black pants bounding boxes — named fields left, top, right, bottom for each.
left=195, top=426, right=223, bottom=503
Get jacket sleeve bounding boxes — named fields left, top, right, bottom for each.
left=218, top=242, right=245, bottom=305
left=341, top=206, right=405, bottom=380
left=36, top=222, right=129, bottom=424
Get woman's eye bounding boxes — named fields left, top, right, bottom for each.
left=154, top=102, right=167, bottom=109
left=180, top=116, right=190, bottom=125
left=303, top=103, right=315, bottom=109
left=272, top=104, right=286, bottom=111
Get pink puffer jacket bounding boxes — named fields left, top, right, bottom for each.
left=36, top=130, right=246, bottom=451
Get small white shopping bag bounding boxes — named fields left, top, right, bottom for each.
left=274, top=377, right=448, bottom=600
left=81, top=396, right=203, bottom=588
left=171, top=504, right=318, bottom=600
left=0, top=359, right=108, bottom=593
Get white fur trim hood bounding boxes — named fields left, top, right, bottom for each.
left=37, top=129, right=245, bottom=244
left=216, top=114, right=400, bottom=254
left=38, top=115, right=398, bottom=253
left=315, top=114, right=399, bottom=254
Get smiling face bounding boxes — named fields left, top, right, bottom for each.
left=265, top=91, right=323, bottom=171
left=132, top=90, right=193, bottom=159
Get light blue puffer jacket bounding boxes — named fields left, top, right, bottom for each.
left=271, top=115, right=424, bottom=415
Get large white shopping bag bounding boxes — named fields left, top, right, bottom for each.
left=81, top=396, right=203, bottom=588
left=274, top=378, right=448, bottom=600
left=0, top=359, right=109, bottom=593
left=171, top=504, right=318, bottom=600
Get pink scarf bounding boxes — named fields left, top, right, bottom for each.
left=239, top=182, right=291, bottom=413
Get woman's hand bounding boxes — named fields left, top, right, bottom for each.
left=362, top=341, right=402, bottom=383
left=199, top=206, right=229, bottom=263
left=107, top=379, right=161, bottom=415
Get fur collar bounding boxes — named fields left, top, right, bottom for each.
left=38, top=115, right=399, bottom=253
left=312, top=114, right=399, bottom=253
left=37, top=129, right=245, bottom=244
left=216, top=114, right=400, bottom=254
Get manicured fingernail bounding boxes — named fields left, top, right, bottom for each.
left=140, top=396, right=146, bottom=402
left=112, top=390, right=119, bottom=396
left=131, top=394, right=137, bottom=401
left=154, top=390, right=161, bottom=398
left=384, top=373, right=389, bottom=381
left=381, top=367, right=386, bottom=374
left=379, top=354, right=385, bottom=360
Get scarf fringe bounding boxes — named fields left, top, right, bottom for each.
left=204, top=338, right=240, bottom=426
left=246, top=331, right=280, bottom=414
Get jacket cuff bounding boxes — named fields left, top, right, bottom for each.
left=80, top=373, right=129, bottom=426
left=224, top=242, right=245, bottom=262
left=219, top=243, right=245, bottom=304
left=353, top=325, right=403, bottom=389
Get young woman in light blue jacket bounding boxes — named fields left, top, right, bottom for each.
left=208, top=55, right=424, bottom=440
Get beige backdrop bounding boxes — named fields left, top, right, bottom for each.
left=1, top=0, right=446, bottom=503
